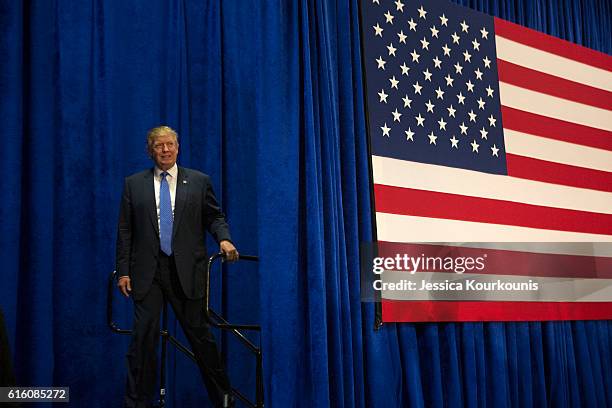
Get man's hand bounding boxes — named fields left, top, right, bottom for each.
left=220, top=240, right=239, bottom=262
left=118, top=276, right=132, bottom=297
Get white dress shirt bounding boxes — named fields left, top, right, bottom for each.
left=154, top=163, right=178, bottom=233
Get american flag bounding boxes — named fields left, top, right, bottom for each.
left=360, top=0, right=612, bottom=322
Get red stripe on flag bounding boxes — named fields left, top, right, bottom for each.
left=373, top=184, right=612, bottom=235
left=377, top=242, right=612, bottom=279
left=497, top=59, right=612, bottom=110
left=501, top=106, right=612, bottom=151
left=382, top=299, right=612, bottom=322
left=494, top=18, right=612, bottom=72
left=506, top=153, right=612, bottom=193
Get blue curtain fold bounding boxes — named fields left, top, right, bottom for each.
left=1, top=0, right=610, bottom=407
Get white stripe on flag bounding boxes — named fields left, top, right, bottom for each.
left=499, top=82, right=612, bottom=131
left=403, top=242, right=612, bottom=257
left=495, top=36, right=612, bottom=92
left=380, top=271, right=612, bottom=302
left=375, top=213, right=612, bottom=242
left=504, top=129, right=612, bottom=171
left=371, top=156, right=612, bottom=215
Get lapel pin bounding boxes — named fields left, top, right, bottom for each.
left=183, top=180, right=187, bottom=184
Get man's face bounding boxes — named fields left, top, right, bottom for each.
left=149, top=133, right=179, bottom=171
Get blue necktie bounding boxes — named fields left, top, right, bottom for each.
left=159, top=172, right=173, bottom=255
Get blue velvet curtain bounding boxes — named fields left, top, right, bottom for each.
left=1, top=0, right=610, bottom=407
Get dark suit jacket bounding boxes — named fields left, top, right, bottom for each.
left=116, top=166, right=231, bottom=300
left=0, top=309, right=16, bottom=387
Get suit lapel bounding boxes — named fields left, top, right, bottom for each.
left=172, top=167, right=188, bottom=239
left=143, top=169, right=159, bottom=236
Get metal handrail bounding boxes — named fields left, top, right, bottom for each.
left=205, top=253, right=261, bottom=331
left=205, top=253, right=264, bottom=408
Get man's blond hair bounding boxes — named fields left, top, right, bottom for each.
left=146, top=125, right=179, bottom=150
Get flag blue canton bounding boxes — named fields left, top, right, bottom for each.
left=362, top=0, right=507, bottom=174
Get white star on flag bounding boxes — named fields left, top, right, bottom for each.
left=373, top=23, right=383, bottom=37
left=408, top=18, right=417, bottom=31
left=428, top=131, right=437, bottom=144
left=417, top=5, right=427, bottom=19
left=415, top=113, right=425, bottom=126
left=430, top=25, right=439, bottom=38
left=468, top=110, right=477, bottom=122
left=405, top=127, right=415, bottom=140
left=397, top=30, right=407, bottom=43
left=413, top=81, right=423, bottom=94
left=392, top=108, right=402, bottom=122
left=471, top=139, right=480, bottom=152
left=384, top=10, right=394, bottom=24
left=378, top=89, right=388, bottom=103
left=480, top=127, right=488, bottom=139
left=425, top=99, right=435, bottom=112
left=488, top=114, right=496, bottom=127
left=442, top=44, right=451, bottom=56
left=490, top=144, right=499, bottom=156
left=438, top=117, right=447, bottom=130
left=402, top=95, right=412, bottom=107
left=389, top=76, right=399, bottom=88
left=381, top=123, right=391, bottom=136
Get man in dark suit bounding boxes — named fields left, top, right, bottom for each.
left=116, top=125, right=238, bottom=408
left=0, top=309, right=17, bottom=388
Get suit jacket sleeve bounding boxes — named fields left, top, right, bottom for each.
left=116, top=178, right=132, bottom=278
left=202, top=175, right=232, bottom=244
